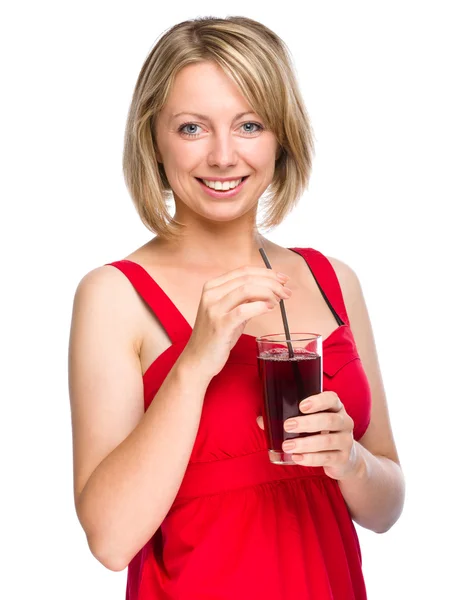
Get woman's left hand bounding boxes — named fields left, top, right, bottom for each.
left=256, top=391, right=361, bottom=480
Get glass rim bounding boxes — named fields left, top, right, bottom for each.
left=255, top=332, right=322, bottom=343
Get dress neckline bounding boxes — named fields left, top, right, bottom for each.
left=114, top=249, right=350, bottom=380
left=142, top=323, right=349, bottom=382
left=120, top=247, right=345, bottom=341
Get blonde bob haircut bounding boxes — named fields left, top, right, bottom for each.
left=123, top=15, right=315, bottom=241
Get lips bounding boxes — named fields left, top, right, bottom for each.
left=196, top=176, right=248, bottom=188
left=195, top=175, right=249, bottom=198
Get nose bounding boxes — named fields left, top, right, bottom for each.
left=207, top=130, right=238, bottom=169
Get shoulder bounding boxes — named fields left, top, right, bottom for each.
left=75, top=263, right=123, bottom=290
left=326, top=255, right=360, bottom=289
left=324, top=254, right=363, bottom=315
left=324, top=254, right=367, bottom=350
left=71, top=265, right=143, bottom=353
left=73, top=264, right=137, bottom=310
left=287, top=248, right=362, bottom=312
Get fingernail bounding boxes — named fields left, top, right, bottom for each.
left=284, top=420, right=297, bottom=431
left=277, top=272, right=289, bottom=282
left=300, top=401, right=312, bottom=411
left=282, top=441, right=295, bottom=452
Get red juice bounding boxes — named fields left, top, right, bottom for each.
left=257, top=347, right=322, bottom=463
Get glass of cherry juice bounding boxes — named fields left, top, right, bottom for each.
left=256, top=333, right=323, bottom=465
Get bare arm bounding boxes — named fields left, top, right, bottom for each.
left=329, top=256, right=405, bottom=533
left=337, top=443, right=405, bottom=533
left=69, top=266, right=212, bottom=572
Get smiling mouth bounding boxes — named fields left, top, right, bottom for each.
left=196, top=176, right=249, bottom=186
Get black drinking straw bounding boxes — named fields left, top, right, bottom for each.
left=258, top=248, right=295, bottom=358
left=259, top=247, right=305, bottom=403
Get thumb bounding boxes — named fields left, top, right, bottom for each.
left=256, top=415, right=265, bottom=430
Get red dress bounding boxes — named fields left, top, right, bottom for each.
left=107, top=247, right=372, bottom=600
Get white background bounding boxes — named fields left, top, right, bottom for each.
left=2, top=1, right=475, bottom=598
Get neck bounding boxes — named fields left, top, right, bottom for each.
left=155, top=207, right=278, bottom=270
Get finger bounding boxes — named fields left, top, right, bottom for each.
left=224, top=297, right=277, bottom=325
left=283, top=432, right=347, bottom=455
left=218, top=281, right=291, bottom=314
left=205, top=266, right=289, bottom=292
left=291, top=450, right=341, bottom=467
left=298, top=391, right=343, bottom=415
left=284, top=411, right=346, bottom=434
left=256, top=416, right=264, bottom=430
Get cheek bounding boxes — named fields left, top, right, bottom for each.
left=254, top=151, right=278, bottom=180
left=245, top=139, right=276, bottom=163
left=163, top=149, right=199, bottom=182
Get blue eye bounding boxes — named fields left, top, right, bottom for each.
left=180, top=123, right=201, bottom=137
left=178, top=122, right=264, bottom=138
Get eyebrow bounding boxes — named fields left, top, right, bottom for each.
left=171, top=111, right=257, bottom=121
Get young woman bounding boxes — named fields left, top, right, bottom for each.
left=69, top=16, right=405, bottom=599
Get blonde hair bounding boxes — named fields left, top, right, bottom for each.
left=123, top=16, right=315, bottom=241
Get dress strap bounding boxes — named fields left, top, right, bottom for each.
left=106, top=260, right=192, bottom=344
left=288, top=247, right=349, bottom=326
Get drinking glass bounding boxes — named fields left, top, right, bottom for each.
left=256, top=333, right=322, bottom=465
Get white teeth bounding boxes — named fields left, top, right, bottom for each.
left=202, top=178, right=244, bottom=191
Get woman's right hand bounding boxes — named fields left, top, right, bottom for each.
left=181, top=265, right=292, bottom=379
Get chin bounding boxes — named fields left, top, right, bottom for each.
left=195, top=200, right=255, bottom=222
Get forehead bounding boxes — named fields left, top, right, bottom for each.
left=165, top=62, right=255, bottom=118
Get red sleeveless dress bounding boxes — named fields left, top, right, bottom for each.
left=107, top=247, right=372, bottom=600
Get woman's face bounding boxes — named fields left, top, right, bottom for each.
left=154, top=61, right=280, bottom=224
